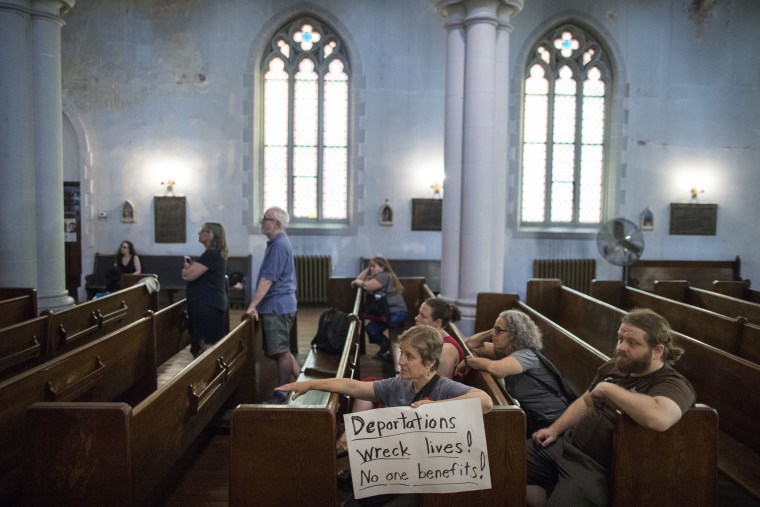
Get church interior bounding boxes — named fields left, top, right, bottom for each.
left=1, top=0, right=759, bottom=505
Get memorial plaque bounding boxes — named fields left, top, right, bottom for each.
left=669, top=203, right=717, bottom=236
left=154, top=196, right=186, bottom=243
left=411, top=198, right=442, bottom=231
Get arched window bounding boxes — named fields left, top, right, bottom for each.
left=261, top=18, right=350, bottom=224
left=519, top=24, right=611, bottom=231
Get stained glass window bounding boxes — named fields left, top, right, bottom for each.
left=519, top=25, right=611, bottom=230
left=262, top=18, right=350, bottom=224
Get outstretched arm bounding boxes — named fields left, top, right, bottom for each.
left=412, top=387, right=493, bottom=414
left=277, top=378, right=377, bottom=402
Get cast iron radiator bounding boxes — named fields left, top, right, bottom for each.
left=294, top=255, right=332, bottom=304
left=532, top=258, right=596, bottom=295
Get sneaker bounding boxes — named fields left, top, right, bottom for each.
left=264, top=391, right=288, bottom=405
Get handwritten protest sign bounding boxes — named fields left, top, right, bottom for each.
left=343, top=398, right=490, bottom=499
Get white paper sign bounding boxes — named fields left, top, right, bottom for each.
left=343, top=397, right=491, bottom=499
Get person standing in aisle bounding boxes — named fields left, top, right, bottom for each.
left=246, top=206, right=300, bottom=404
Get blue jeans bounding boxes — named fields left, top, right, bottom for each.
left=366, top=310, right=407, bottom=348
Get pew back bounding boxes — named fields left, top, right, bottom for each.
left=0, top=288, right=37, bottom=328
left=24, top=317, right=256, bottom=506
left=626, top=257, right=742, bottom=291
left=654, top=280, right=760, bottom=326
left=0, top=316, right=158, bottom=504
left=0, top=315, right=49, bottom=381
left=712, top=280, right=760, bottom=304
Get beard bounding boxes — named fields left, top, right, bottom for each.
left=614, top=349, right=652, bottom=375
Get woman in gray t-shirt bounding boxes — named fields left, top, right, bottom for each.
left=459, top=309, right=569, bottom=435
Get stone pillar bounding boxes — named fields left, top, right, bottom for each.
left=432, top=0, right=522, bottom=334
left=0, top=0, right=75, bottom=311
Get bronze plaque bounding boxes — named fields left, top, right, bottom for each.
left=669, top=203, right=717, bottom=236
left=154, top=196, right=186, bottom=243
left=411, top=198, right=442, bottom=231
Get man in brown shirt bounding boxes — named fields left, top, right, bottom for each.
left=526, top=308, right=696, bottom=507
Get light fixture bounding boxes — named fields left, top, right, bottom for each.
left=431, top=181, right=442, bottom=198
left=161, top=179, right=176, bottom=195
left=690, top=186, right=704, bottom=202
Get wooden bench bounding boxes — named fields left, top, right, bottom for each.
left=654, top=279, right=760, bottom=327
left=712, top=280, right=760, bottom=304
left=0, top=288, right=37, bottom=328
left=0, top=284, right=158, bottom=382
left=24, top=314, right=257, bottom=506
left=626, top=256, right=743, bottom=291
left=361, top=257, right=441, bottom=294
left=230, top=290, right=363, bottom=507
left=85, top=253, right=252, bottom=306
left=592, top=280, right=760, bottom=365
left=476, top=291, right=719, bottom=506
left=0, top=315, right=158, bottom=504
left=525, top=279, right=760, bottom=501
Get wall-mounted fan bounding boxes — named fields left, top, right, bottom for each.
left=596, top=218, right=645, bottom=275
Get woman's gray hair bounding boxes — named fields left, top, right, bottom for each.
left=399, top=325, right=443, bottom=370
left=268, top=206, right=290, bottom=228
left=499, top=310, right=543, bottom=350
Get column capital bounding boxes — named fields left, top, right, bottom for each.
left=0, top=0, right=75, bottom=16
left=431, top=0, right=523, bottom=22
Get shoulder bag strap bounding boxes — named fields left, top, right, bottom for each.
left=412, top=374, right=440, bottom=403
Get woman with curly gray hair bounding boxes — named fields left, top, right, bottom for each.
left=458, top=309, right=569, bottom=435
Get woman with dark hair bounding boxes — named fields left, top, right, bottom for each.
left=182, top=222, right=229, bottom=357
left=458, top=309, right=569, bottom=435
left=352, top=257, right=407, bottom=360
left=414, top=298, right=465, bottom=379
left=106, top=240, right=142, bottom=292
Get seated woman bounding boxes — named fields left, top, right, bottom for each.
left=456, top=309, right=569, bottom=436
left=277, top=325, right=493, bottom=507
left=106, top=240, right=142, bottom=292
left=336, top=299, right=467, bottom=454
left=352, top=257, right=407, bottom=361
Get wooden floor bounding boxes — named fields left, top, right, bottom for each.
left=155, top=307, right=759, bottom=507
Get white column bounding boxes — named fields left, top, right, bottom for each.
left=432, top=0, right=523, bottom=334
left=439, top=5, right=466, bottom=305
left=0, top=2, right=39, bottom=288
left=32, top=0, right=76, bottom=311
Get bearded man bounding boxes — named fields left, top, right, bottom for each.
left=525, top=308, right=696, bottom=507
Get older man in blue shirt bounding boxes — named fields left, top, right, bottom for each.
left=247, top=206, right=300, bottom=404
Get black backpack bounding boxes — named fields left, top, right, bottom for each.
left=311, top=308, right=352, bottom=355
left=524, top=347, right=579, bottom=405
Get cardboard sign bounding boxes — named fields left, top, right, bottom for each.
left=343, top=398, right=490, bottom=499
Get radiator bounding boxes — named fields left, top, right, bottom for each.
left=533, top=258, right=596, bottom=294
left=294, top=255, right=332, bottom=304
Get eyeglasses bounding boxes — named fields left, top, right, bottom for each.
left=260, top=216, right=276, bottom=223
left=492, top=326, right=508, bottom=335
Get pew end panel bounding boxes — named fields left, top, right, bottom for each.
left=25, top=402, right=134, bottom=507
left=712, top=280, right=760, bottom=304
left=418, top=406, right=526, bottom=507
left=611, top=404, right=718, bottom=507
left=474, top=292, right=521, bottom=333
left=153, top=298, right=190, bottom=365
left=525, top=279, right=563, bottom=318
left=230, top=405, right=338, bottom=507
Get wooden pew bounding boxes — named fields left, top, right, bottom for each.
left=0, top=284, right=158, bottom=382
left=153, top=298, right=190, bottom=365
left=476, top=291, right=719, bottom=506
left=0, top=288, right=37, bottom=328
left=592, top=279, right=758, bottom=364
left=0, top=316, right=159, bottom=505
left=24, top=315, right=257, bottom=506
left=712, top=280, right=760, bottom=304
left=230, top=295, right=363, bottom=507
left=654, top=279, right=760, bottom=326
left=525, top=280, right=760, bottom=501
left=626, top=256, right=743, bottom=291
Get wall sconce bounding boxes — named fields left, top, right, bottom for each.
left=431, top=181, right=442, bottom=198
left=690, top=186, right=704, bottom=202
left=161, top=179, right=176, bottom=195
